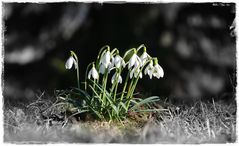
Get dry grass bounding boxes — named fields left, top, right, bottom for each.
left=4, top=98, right=237, bottom=143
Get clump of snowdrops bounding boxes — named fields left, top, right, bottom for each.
left=62, top=44, right=164, bottom=121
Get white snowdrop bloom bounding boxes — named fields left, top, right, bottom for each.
left=130, top=68, right=135, bottom=79
left=65, top=56, right=77, bottom=69
left=140, top=51, right=150, bottom=65
left=99, top=51, right=114, bottom=74
left=144, top=61, right=153, bottom=75
left=128, top=53, right=136, bottom=69
left=130, top=67, right=142, bottom=79
left=111, top=73, right=122, bottom=84
left=153, top=64, right=164, bottom=79
left=99, top=61, right=114, bottom=74
left=107, top=59, right=115, bottom=74
left=100, top=50, right=111, bottom=68
left=88, top=65, right=99, bottom=80
left=144, top=61, right=154, bottom=79
left=99, top=64, right=106, bottom=74
left=114, top=54, right=125, bottom=68
left=133, top=58, right=141, bottom=68
left=108, top=61, right=114, bottom=72
left=128, top=53, right=142, bottom=69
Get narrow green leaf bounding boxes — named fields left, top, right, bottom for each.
left=88, top=84, right=104, bottom=103
left=130, top=96, right=160, bottom=110
left=88, top=79, right=111, bottom=97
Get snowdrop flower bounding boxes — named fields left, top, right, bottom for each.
left=144, top=61, right=154, bottom=79
left=100, top=50, right=111, bottom=68
left=153, top=63, right=164, bottom=79
left=140, top=51, right=150, bottom=65
left=128, top=52, right=142, bottom=69
left=88, top=64, right=99, bottom=80
left=111, top=73, right=122, bottom=84
left=108, top=57, right=115, bottom=72
left=130, top=66, right=142, bottom=79
left=65, top=56, right=77, bottom=69
left=99, top=59, right=114, bottom=74
left=99, top=50, right=115, bottom=74
left=99, top=64, right=106, bottom=74
left=114, top=54, right=125, bottom=68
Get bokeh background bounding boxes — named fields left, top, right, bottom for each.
left=3, top=2, right=236, bottom=104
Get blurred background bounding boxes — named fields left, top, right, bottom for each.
left=3, top=2, right=236, bottom=104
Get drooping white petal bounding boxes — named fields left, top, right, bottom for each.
left=130, top=67, right=135, bottom=79
left=88, top=69, right=92, bottom=79
left=140, top=52, right=147, bottom=61
left=144, top=63, right=152, bottom=75
left=155, top=64, right=164, bottom=77
left=88, top=66, right=99, bottom=80
left=136, top=55, right=143, bottom=67
left=114, top=55, right=121, bottom=68
left=140, top=52, right=150, bottom=65
left=111, top=73, right=123, bottom=84
left=133, top=68, right=137, bottom=78
left=65, top=56, right=75, bottom=69
left=144, top=67, right=148, bottom=75
left=92, top=66, right=99, bottom=79
left=144, top=63, right=150, bottom=75
left=99, top=64, right=106, bottom=74
left=111, top=73, right=116, bottom=84
left=153, top=72, right=159, bottom=79
left=154, top=64, right=164, bottom=78
left=118, top=75, right=122, bottom=84
left=114, top=55, right=125, bottom=68
left=134, top=59, right=140, bottom=68
left=131, top=54, right=142, bottom=69
left=128, top=53, right=137, bottom=69
left=148, top=69, right=154, bottom=79
left=101, top=50, right=111, bottom=68
left=144, top=61, right=154, bottom=79
left=130, top=67, right=142, bottom=78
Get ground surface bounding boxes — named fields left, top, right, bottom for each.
left=4, top=98, right=237, bottom=144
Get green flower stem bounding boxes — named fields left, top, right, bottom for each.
left=85, top=62, right=94, bottom=90
left=125, top=76, right=136, bottom=110
left=136, top=44, right=146, bottom=52
left=110, top=48, right=118, bottom=55
left=126, top=78, right=135, bottom=99
left=110, top=81, right=117, bottom=95
left=111, top=73, right=120, bottom=118
left=120, top=72, right=130, bottom=102
left=101, top=70, right=109, bottom=110
left=91, top=79, right=96, bottom=105
left=113, top=74, right=119, bottom=102
left=76, top=65, right=80, bottom=89
left=70, top=51, right=80, bottom=89
left=110, top=69, right=118, bottom=95
left=98, top=73, right=105, bottom=104
left=125, top=78, right=137, bottom=110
